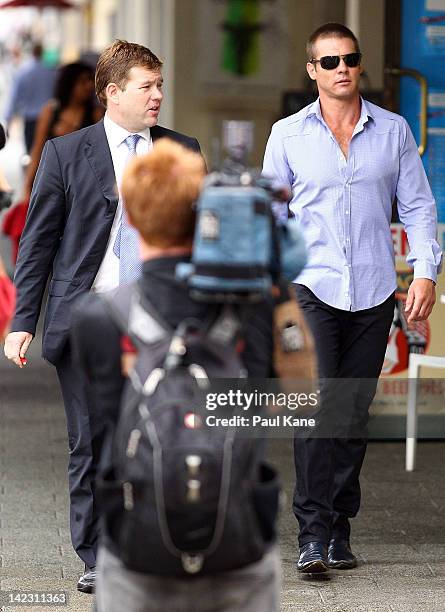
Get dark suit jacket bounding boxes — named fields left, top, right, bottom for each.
left=11, top=120, right=201, bottom=364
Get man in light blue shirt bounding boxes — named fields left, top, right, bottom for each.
left=4, top=43, right=56, bottom=152
left=263, top=23, right=442, bottom=574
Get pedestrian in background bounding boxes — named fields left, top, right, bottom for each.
left=4, top=42, right=56, bottom=153
left=2, top=62, right=103, bottom=261
left=23, top=61, right=103, bottom=200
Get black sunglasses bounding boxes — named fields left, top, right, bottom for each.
left=311, top=53, right=362, bottom=70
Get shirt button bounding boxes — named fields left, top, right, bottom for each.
left=345, top=210, right=349, bottom=215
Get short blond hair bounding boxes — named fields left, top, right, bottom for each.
left=122, top=139, right=205, bottom=248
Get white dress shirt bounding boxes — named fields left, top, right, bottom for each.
left=92, top=113, right=152, bottom=293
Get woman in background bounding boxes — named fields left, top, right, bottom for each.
left=23, top=61, right=103, bottom=199
left=3, top=62, right=103, bottom=261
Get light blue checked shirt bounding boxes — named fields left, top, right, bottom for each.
left=263, top=98, right=442, bottom=311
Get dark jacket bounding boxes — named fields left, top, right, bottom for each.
left=11, top=120, right=200, bottom=364
left=71, top=256, right=274, bottom=427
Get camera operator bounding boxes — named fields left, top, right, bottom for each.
left=71, top=139, right=280, bottom=612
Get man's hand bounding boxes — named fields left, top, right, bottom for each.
left=4, top=331, right=34, bottom=368
left=404, top=278, right=436, bottom=324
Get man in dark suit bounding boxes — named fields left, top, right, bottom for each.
left=4, top=40, right=201, bottom=593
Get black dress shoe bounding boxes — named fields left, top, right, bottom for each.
left=77, top=566, right=96, bottom=594
left=328, top=539, right=357, bottom=569
left=297, top=542, right=329, bottom=573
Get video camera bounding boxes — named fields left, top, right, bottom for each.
left=208, top=121, right=291, bottom=204
left=177, top=121, right=306, bottom=302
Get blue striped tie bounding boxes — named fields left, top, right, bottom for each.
left=113, top=134, right=143, bottom=284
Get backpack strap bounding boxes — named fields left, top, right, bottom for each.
left=97, top=286, right=132, bottom=332
left=100, top=285, right=243, bottom=375
left=128, top=288, right=171, bottom=346
left=206, top=305, right=241, bottom=346
left=99, top=282, right=170, bottom=348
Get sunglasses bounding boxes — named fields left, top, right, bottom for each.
left=310, top=53, right=362, bottom=70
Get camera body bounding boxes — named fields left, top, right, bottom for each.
left=177, top=155, right=306, bottom=302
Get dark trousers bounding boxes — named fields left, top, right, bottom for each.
left=56, top=349, right=103, bottom=569
left=24, top=119, right=37, bottom=153
left=293, top=285, right=394, bottom=546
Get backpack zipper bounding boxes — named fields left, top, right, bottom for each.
left=126, top=429, right=142, bottom=458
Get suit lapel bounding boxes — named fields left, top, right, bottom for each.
left=151, top=125, right=166, bottom=143
left=84, top=120, right=118, bottom=215
left=84, top=123, right=169, bottom=215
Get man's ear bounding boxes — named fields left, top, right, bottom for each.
left=306, top=62, right=316, bottom=81
left=105, top=82, right=120, bottom=105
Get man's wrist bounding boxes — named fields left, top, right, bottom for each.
left=414, top=277, right=436, bottom=286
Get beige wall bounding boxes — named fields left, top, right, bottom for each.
left=173, top=0, right=360, bottom=167
left=354, top=0, right=385, bottom=90
left=174, top=0, right=290, bottom=167
left=61, top=0, right=387, bottom=167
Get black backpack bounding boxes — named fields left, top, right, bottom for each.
left=98, top=283, right=280, bottom=577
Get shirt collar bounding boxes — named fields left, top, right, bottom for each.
left=104, top=112, right=151, bottom=149
left=360, top=97, right=374, bottom=123
left=306, top=96, right=374, bottom=127
left=306, top=98, right=322, bottom=121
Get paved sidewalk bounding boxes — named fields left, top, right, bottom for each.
left=276, top=439, right=445, bottom=611
left=0, top=340, right=87, bottom=612
left=1, top=343, right=444, bottom=611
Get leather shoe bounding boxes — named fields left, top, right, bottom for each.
left=77, top=566, right=96, bottom=594
left=328, top=539, right=357, bottom=569
left=297, top=542, right=328, bottom=573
